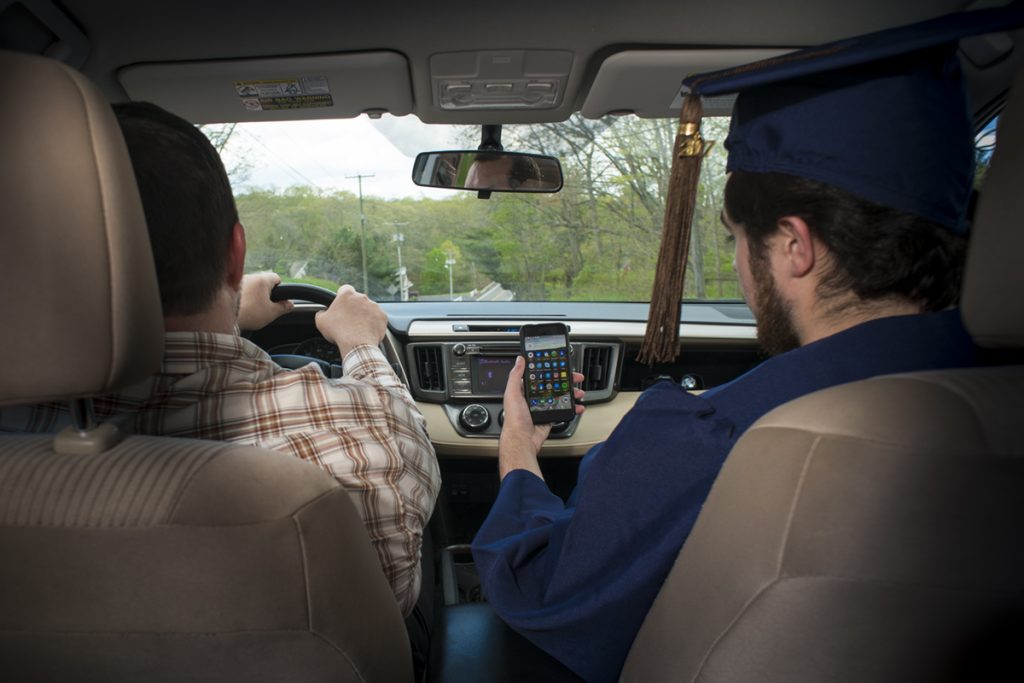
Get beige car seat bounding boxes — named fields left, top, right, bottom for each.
left=621, top=69, right=1024, bottom=682
left=0, top=50, right=412, bottom=682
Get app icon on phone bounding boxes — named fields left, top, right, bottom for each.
left=520, top=322, right=575, bottom=424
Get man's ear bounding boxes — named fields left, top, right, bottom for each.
left=226, top=222, right=246, bottom=289
left=774, top=216, right=816, bottom=279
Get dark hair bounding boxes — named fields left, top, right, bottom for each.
left=112, top=102, right=238, bottom=316
left=724, top=171, right=966, bottom=312
left=509, top=155, right=541, bottom=186
left=473, top=152, right=541, bottom=188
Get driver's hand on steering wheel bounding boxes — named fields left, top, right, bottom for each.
left=238, top=272, right=294, bottom=331
left=316, top=284, right=388, bottom=358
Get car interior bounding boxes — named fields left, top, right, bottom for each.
left=1, top=0, right=1022, bottom=681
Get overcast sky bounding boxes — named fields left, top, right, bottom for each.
left=218, top=115, right=468, bottom=200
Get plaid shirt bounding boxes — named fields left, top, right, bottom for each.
left=0, top=331, right=439, bottom=615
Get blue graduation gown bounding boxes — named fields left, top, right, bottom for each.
left=471, top=311, right=975, bottom=682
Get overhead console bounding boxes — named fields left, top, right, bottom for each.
left=430, top=50, right=573, bottom=112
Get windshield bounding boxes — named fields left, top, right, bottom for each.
left=207, top=114, right=739, bottom=303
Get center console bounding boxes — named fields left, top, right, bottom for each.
left=407, top=340, right=621, bottom=439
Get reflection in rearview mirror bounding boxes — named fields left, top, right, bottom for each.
left=412, top=151, right=563, bottom=193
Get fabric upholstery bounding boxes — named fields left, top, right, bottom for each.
left=0, top=50, right=162, bottom=406
left=963, top=66, right=1024, bottom=348
left=0, top=436, right=413, bottom=682
left=0, top=437, right=220, bottom=526
left=0, top=51, right=413, bottom=681
left=622, top=368, right=1024, bottom=682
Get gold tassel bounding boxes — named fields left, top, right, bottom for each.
left=637, top=92, right=711, bottom=366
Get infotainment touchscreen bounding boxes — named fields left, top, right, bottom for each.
left=472, top=355, right=516, bottom=395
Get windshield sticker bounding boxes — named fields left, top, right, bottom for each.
left=234, top=77, right=332, bottom=112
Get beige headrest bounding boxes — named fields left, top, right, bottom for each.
left=962, top=67, right=1024, bottom=349
left=0, top=52, right=162, bottom=406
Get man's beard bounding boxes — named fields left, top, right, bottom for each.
left=749, top=251, right=801, bottom=356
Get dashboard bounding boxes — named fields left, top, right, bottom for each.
left=291, top=337, right=342, bottom=364
left=247, top=300, right=763, bottom=459
left=246, top=299, right=764, bottom=544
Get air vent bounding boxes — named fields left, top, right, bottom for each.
left=581, top=346, right=612, bottom=392
left=414, top=346, right=445, bottom=392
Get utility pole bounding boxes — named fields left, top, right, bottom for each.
left=389, top=223, right=410, bottom=301
left=346, top=173, right=375, bottom=293
left=445, top=250, right=456, bottom=301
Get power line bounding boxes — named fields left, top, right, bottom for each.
left=237, top=128, right=323, bottom=190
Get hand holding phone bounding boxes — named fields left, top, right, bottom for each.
left=519, top=322, right=575, bottom=424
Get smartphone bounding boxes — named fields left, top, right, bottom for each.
left=519, top=322, right=575, bottom=424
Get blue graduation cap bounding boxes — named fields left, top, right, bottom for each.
left=639, top=1, right=1024, bottom=364
left=681, top=1, right=1024, bottom=234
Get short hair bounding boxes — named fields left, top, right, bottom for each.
left=472, top=152, right=541, bottom=188
left=509, top=155, right=541, bottom=185
left=723, top=170, right=966, bottom=312
left=113, top=102, right=239, bottom=317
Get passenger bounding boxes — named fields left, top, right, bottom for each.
left=0, top=102, right=440, bottom=621
left=471, top=17, right=993, bottom=683
left=465, top=152, right=542, bottom=190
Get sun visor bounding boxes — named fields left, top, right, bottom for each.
left=0, top=0, right=90, bottom=68
left=118, top=51, right=413, bottom=124
left=581, top=49, right=793, bottom=119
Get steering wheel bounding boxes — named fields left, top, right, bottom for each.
left=267, top=283, right=408, bottom=385
left=269, top=283, right=337, bottom=306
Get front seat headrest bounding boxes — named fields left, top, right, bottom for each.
left=0, top=51, right=163, bottom=407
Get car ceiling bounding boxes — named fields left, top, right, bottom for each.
left=8, top=0, right=1021, bottom=124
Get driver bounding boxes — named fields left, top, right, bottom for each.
left=0, top=102, right=440, bottom=623
left=465, top=152, right=542, bottom=190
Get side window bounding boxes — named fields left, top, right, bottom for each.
left=974, top=115, right=998, bottom=189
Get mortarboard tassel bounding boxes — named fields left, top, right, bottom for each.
left=638, top=92, right=712, bottom=365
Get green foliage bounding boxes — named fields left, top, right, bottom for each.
left=236, top=115, right=744, bottom=302
left=420, top=240, right=474, bottom=295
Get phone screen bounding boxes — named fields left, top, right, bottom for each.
left=521, top=327, right=573, bottom=420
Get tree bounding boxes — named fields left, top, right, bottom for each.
left=684, top=116, right=738, bottom=299
left=199, top=124, right=253, bottom=185
left=230, top=114, right=741, bottom=304
left=499, top=114, right=738, bottom=301
left=420, top=240, right=475, bottom=296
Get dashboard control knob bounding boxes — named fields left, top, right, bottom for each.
left=452, top=343, right=467, bottom=356
left=498, top=409, right=505, bottom=427
left=680, top=373, right=703, bottom=390
left=550, top=420, right=570, bottom=434
left=459, top=404, right=491, bottom=432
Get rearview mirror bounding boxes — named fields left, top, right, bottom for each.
left=411, top=151, right=563, bottom=193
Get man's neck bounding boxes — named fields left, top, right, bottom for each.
left=799, top=297, right=923, bottom=346
left=163, top=287, right=238, bottom=335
